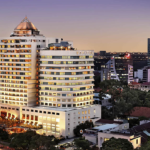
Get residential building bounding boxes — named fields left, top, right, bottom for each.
left=148, top=39, right=150, bottom=66
left=129, top=82, right=150, bottom=92
left=101, top=55, right=133, bottom=83
left=0, top=17, right=101, bottom=138
left=134, top=66, right=150, bottom=82
left=98, top=132, right=141, bottom=149
left=93, top=93, right=111, bottom=106
left=94, top=51, right=148, bottom=71
left=83, top=120, right=140, bottom=149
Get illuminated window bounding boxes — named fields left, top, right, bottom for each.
left=56, top=118, right=60, bottom=122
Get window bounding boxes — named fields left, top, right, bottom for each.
left=48, top=112, right=51, bottom=114
left=136, top=139, right=138, bottom=144
left=56, top=118, right=60, bottom=122
left=39, top=111, right=42, bottom=113
left=31, top=110, right=34, bottom=112
left=56, top=113, right=60, bottom=115
left=43, top=116, right=46, bottom=120
left=52, top=112, right=55, bottom=115
left=104, top=138, right=109, bottom=141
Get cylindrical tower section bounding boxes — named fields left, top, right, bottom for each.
left=39, top=49, right=94, bottom=108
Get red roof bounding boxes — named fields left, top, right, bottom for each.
left=130, top=82, right=141, bottom=85
left=129, top=107, right=150, bottom=118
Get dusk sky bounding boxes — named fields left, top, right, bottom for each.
left=0, top=0, right=150, bottom=52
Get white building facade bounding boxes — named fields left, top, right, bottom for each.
left=0, top=17, right=101, bottom=138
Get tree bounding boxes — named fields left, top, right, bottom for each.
left=0, top=128, right=9, bottom=141
left=139, top=140, right=150, bottom=150
left=102, top=137, right=133, bottom=150
left=99, top=80, right=123, bottom=118
left=10, top=130, right=59, bottom=150
left=74, top=121, right=94, bottom=137
left=74, top=137, right=91, bottom=150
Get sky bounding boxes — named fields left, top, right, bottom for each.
left=0, top=0, right=150, bottom=52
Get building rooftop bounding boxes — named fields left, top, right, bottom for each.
left=22, top=105, right=98, bottom=112
left=128, top=107, right=150, bottom=118
left=93, top=124, right=118, bottom=131
left=95, top=119, right=123, bottom=124
left=15, top=17, right=37, bottom=30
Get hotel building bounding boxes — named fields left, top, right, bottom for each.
left=0, top=17, right=101, bottom=138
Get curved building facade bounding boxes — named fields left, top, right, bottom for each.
left=39, top=50, right=94, bottom=108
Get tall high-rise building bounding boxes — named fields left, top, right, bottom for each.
left=0, top=17, right=101, bottom=138
left=148, top=39, right=150, bottom=66
left=101, top=54, right=133, bottom=83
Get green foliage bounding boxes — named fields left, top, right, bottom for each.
left=99, top=80, right=150, bottom=119
left=9, top=130, right=59, bottom=150
left=0, top=128, right=9, bottom=141
left=102, top=137, right=133, bottom=150
left=74, top=137, right=91, bottom=150
left=139, top=141, right=150, bottom=150
left=74, top=120, right=94, bottom=137
left=94, top=75, right=101, bottom=88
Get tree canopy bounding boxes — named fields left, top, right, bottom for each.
left=9, top=130, right=59, bottom=150
left=0, top=128, right=9, bottom=141
left=99, top=80, right=150, bottom=119
left=102, top=137, right=133, bottom=150
left=74, top=120, right=94, bottom=137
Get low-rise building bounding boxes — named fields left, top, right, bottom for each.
left=83, top=120, right=129, bottom=145
left=93, top=93, right=111, bottom=106
left=98, top=132, right=141, bottom=149
left=129, top=82, right=150, bottom=92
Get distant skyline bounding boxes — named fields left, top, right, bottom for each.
left=0, top=0, right=150, bottom=52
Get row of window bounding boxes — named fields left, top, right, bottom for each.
left=0, top=59, right=31, bottom=62
left=0, top=84, right=28, bottom=89
left=40, top=55, right=93, bottom=59
left=0, top=100, right=27, bottom=106
left=0, top=76, right=31, bottom=79
left=0, top=89, right=27, bottom=93
left=0, top=50, right=31, bottom=53
left=39, top=96, right=93, bottom=102
left=22, top=109, right=60, bottom=115
left=0, top=68, right=31, bottom=71
left=0, top=80, right=28, bottom=84
left=0, top=72, right=31, bottom=75
left=0, top=54, right=31, bottom=58
left=39, top=76, right=93, bottom=80
left=40, top=101, right=93, bottom=107
left=40, top=61, right=93, bottom=65
left=0, top=63, right=31, bottom=66
left=0, top=45, right=31, bottom=48
left=40, top=81, right=92, bottom=86
left=40, top=71, right=92, bottom=76
left=40, top=66, right=92, bottom=70
left=40, top=86, right=93, bottom=91
left=39, top=91, right=93, bottom=97
left=0, top=93, right=27, bottom=98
